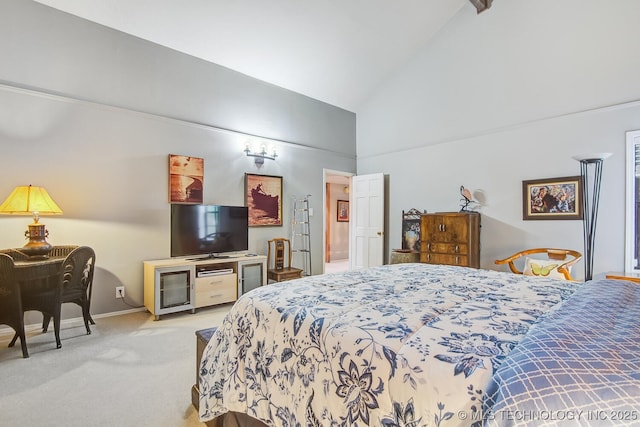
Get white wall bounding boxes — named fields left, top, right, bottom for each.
left=0, top=0, right=356, bottom=320
left=357, top=0, right=640, bottom=279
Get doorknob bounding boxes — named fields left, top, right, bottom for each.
left=377, top=231, right=383, bottom=236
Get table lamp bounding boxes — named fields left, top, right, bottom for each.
left=0, top=185, right=63, bottom=258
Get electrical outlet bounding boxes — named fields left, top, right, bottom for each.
left=115, top=286, right=125, bottom=299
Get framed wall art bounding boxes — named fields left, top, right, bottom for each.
left=402, top=208, right=426, bottom=252
left=169, top=154, right=204, bottom=204
left=245, top=173, right=283, bottom=226
left=337, top=200, right=349, bottom=222
left=522, top=175, right=583, bottom=220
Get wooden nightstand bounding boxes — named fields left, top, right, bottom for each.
left=390, top=250, right=419, bottom=264
left=605, top=272, right=640, bottom=284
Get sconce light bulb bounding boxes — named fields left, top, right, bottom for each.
left=243, top=140, right=277, bottom=162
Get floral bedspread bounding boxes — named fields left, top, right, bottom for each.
left=199, top=263, right=580, bottom=426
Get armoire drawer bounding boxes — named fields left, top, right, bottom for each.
left=425, top=242, right=468, bottom=255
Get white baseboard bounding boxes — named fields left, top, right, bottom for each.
left=0, top=307, right=148, bottom=338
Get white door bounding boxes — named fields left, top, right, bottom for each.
left=350, top=173, right=385, bottom=269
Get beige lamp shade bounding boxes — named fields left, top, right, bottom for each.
left=0, top=185, right=62, bottom=258
left=0, top=185, right=63, bottom=220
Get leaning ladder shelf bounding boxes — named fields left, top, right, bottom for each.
left=291, top=195, right=312, bottom=276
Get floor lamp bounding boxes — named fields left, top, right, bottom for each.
left=573, top=153, right=611, bottom=281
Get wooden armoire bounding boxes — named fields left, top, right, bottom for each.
left=419, top=212, right=480, bottom=268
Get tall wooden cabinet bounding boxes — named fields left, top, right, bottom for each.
left=420, top=212, right=480, bottom=268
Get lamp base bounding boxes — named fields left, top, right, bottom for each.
left=22, top=223, right=53, bottom=258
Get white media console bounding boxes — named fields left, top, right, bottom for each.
left=143, top=254, right=267, bottom=320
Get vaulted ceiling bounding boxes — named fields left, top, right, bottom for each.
left=33, top=0, right=489, bottom=112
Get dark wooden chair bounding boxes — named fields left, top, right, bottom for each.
left=0, top=253, right=29, bottom=358
left=267, top=238, right=303, bottom=283
left=0, top=248, right=29, bottom=261
left=495, top=248, right=582, bottom=281
left=21, top=246, right=96, bottom=349
left=42, top=245, right=96, bottom=330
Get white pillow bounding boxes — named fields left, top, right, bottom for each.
left=523, top=257, right=570, bottom=280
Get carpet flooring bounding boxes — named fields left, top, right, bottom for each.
left=0, top=304, right=231, bottom=427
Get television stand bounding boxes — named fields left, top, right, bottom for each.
left=143, top=254, right=267, bottom=320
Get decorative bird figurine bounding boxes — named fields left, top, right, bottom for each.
left=459, top=185, right=476, bottom=212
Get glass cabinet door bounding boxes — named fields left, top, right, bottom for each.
left=239, top=261, right=264, bottom=295
left=160, top=270, right=191, bottom=309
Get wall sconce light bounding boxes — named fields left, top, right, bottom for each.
left=244, top=143, right=277, bottom=165
left=0, top=185, right=63, bottom=258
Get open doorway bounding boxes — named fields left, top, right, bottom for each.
left=323, top=169, right=353, bottom=274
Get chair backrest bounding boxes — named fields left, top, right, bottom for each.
left=60, top=246, right=96, bottom=297
left=495, top=248, right=582, bottom=280
left=267, top=238, right=292, bottom=270
left=49, top=245, right=80, bottom=258
left=0, top=253, right=21, bottom=324
left=0, top=249, right=29, bottom=261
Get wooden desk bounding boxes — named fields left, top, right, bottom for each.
left=4, top=246, right=77, bottom=283
left=605, top=271, right=640, bottom=284
left=2, top=254, right=66, bottom=356
left=14, top=256, right=65, bottom=282
left=13, top=257, right=65, bottom=302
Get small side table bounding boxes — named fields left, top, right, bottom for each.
left=390, top=250, right=419, bottom=264
left=605, top=272, right=640, bottom=284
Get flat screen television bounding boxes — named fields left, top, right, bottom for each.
left=171, top=204, right=248, bottom=258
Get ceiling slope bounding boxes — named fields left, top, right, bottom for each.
left=33, top=0, right=468, bottom=112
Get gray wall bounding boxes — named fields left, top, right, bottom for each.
left=357, top=0, right=640, bottom=279
left=0, top=0, right=356, bottom=320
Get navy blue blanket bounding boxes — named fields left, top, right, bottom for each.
left=484, top=279, right=640, bottom=426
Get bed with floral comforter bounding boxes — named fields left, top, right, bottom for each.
left=198, top=263, right=581, bottom=426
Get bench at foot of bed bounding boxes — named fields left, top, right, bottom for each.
left=192, top=327, right=267, bottom=427
left=192, top=327, right=217, bottom=411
